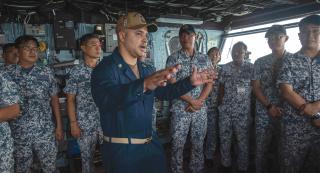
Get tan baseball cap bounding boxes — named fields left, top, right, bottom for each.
left=116, top=12, right=158, bottom=33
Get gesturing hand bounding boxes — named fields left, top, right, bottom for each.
left=144, top=64, right=181, bottom=91
left=190, top=66, right=217, bottom=86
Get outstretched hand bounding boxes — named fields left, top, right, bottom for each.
left=144, top=64, right=181, bottom=91
left=190, top=66, right=217, bottom=87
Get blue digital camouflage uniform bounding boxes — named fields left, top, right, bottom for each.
left=166, top=49, right=211, bottom=173
left=6, top=64, right=58, bottom=173
left=205, top=65, right=221, bottom=160
left=277, top=52, right=320, bottom=173
left=253, top=52, right=291, bottom=173
left=0, top=73, right=19, bottom=173
left=91, top=47, right=195, bottom=173
left=0, top=64, right=5, bottom=71
left=0, top=64, right=9, bottom=72
left=64, top=61, right=102, bottom=173
left=218, top=61, right=254, bottom=171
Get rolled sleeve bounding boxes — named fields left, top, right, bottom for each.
left=253, top=61, right=261, bottom=81
left=0, top=74, right=19, bottom=106
left=48, top=70, right=59, bottom=97
left=277, top=56, right=292, bottom=86
left=63, top=69, right=78, bottom=95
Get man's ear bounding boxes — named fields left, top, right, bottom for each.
left=118, top=31, right=126, bottom=43
left=285, top=35, right=289, bottom=42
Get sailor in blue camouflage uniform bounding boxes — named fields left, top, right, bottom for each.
left=6, top=35, right=63, bottom=173
left=166, top=24, right=213, bottom=173
left=218, top=41, right=254, bottom=173
left=64, top=33, right=102, bottom=173
left=253, top=25, right=292, bottom=173
left=277, top=15, right=320, bottom=173
left=0, top=73, right=20, bottom=173
left=204, top=47, right=221, bottom=167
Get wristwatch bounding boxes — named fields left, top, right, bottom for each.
left=311, top=112, right=320, bottom=121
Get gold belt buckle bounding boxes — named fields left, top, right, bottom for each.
left=145, top=137, right=152, bottom=144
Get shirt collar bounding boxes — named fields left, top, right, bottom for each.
left=16, top=64, right=37, bottom=74
left=111, top=47, right=142, bottom=70
left=180, top=48, right=198, bottom=59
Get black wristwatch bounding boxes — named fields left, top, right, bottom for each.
left=311, top=112, right=320, bottom=121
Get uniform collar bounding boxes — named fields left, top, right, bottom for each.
left=271, top=50, right=288, bottom=57
left=180, top=48, right=198, bottom=59
left=111, top=47, right=146, bottom=81
left=231, top=61, right=245, bottom=68
left=81, top=57, right=101, bottom=69
left=111, top=47, right=127, bottom=69
left=296, top=50, right=320, bottom=60
left=16, top=64, right=37, bottom=75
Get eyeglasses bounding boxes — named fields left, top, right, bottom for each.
left=22, top=46, right=39, bottom=53
left=300, top=28, right=320, bottom=36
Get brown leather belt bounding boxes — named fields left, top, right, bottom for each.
left=103, top=135, right=152, bottom=144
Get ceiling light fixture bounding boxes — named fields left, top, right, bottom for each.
left=156, top=14, right=203, bottom=25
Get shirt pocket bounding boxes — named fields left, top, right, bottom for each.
left=260, top=66, right=272, bottom=78
left=197, top=58, right=209, bottom=70
left=292, top=76, right=308, bottom=92
left=78, top=79, right=90, bottom=88
left=31, top=76, right=50, bottom=100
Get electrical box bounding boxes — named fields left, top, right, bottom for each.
left=53, top=20, right=76, bottom=50
left=105, top=24, right=117, bottom=53
left=25, top=24, right=46, bottom=36
left=93, top=24, right=106, bottom=52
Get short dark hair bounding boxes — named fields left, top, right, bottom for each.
left=80, top=33, right=100, bottom=46
left=265, top=25, right=287, bottom=38
left=232, top=41, right=247, bottom=51
left=2, top=43, right=16, bottom=53
left=14, top=35, right=39, bottom=48
left=207, top=47, right=219, bottom=55
left=298, top=14, right=320, bottom=31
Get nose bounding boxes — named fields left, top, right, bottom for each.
left=95, top=45, right=101, bottom=51
left=29, top=48, right=38, bottom=54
